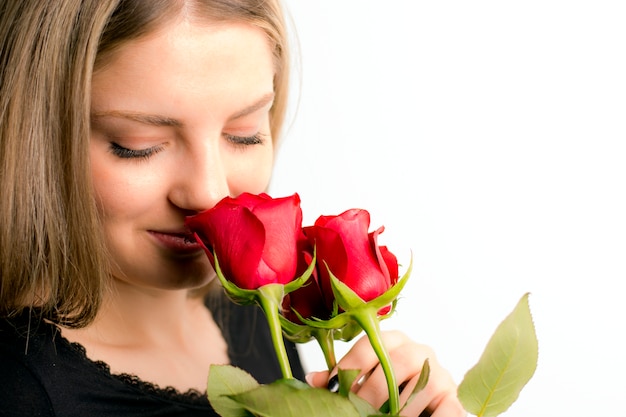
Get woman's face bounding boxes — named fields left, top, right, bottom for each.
left=90, top=19, right=276, bottom=291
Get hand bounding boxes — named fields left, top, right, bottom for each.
left=306, top=330, right=466, bottom=417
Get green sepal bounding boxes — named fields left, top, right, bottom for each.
left=293, top=254, right=413, bottom=343
left=333, top=317, right=364, bottom=342
left=213, top=254, right=259, bottom=305
left=278, top=320, right=339, bottom=369
left=287, top=308, right=365, bottom=343
left=284, top=248, right=316, bottom=295
left=278, top=314, right=316, bottom=343
left=279, top=306, right=359, bottom=369
left=327, top=266, right=367, bottom=311
left=375, top=298, right=398, bottom=322
left=364, top=254, right=413, bottom=313
left=327, top=253, right=413, bottom=315
left=278, top=305, right=337, bottom=344
left=295, top=306, right=356, bottom=330
left=213, top=248, right=315, bottom=306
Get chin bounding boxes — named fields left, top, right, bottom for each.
left=114, top=258, right=217, bottom=292
left=163, top=263, right=216, bottom=290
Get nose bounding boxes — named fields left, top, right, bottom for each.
left=168, top=141, right=230, bottom=214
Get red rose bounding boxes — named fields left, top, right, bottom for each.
left=185, top=193, right=303, bottom=290
left=304, top=209, right=399, bottom=314
left=281, top=236, right=333, bottom=323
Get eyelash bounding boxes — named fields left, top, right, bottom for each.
left=109, top=142, right=164, bottom=160
left=225, top=133, right=266, bottom=148
left=108, top=133, right=266, bottom=160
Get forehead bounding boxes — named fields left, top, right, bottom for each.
left=95, top=7, right=279, bottom=73
left=90, top=19, right=275, bottom=122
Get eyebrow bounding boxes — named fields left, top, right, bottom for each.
left=228, top=92, right=275, bottom=120
left=90, top=92, right=275, bottom=127
left=90, top=111, right=182, bottom=127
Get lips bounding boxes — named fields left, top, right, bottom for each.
left=149, top=230, right=203, bottom=255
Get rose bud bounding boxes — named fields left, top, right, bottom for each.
left=281, top=236, right=333, bottom=323
left=185, top=192, right=303, bottom=290
left=304, top=209, right=399, bottom=314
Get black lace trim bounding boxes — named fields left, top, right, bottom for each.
left=60, top=331, right=210, bottom=406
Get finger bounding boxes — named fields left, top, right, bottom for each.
left=355, top=342, right=431, bottom=409
left=305, top=370, right=330, bottom=388
left=428, top=394, right=467, bottom=417
left=400, top=365, right=463, bottom=417
left=334, top=330, right=410, bottom=386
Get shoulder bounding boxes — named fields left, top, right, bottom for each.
left=0, top=311, right=71, bottom=371
left=0, top=312, right=120, bottom=415
left=0, top=315, right=56, bottom=415
left=0, top=312, right=58, bottom=366
left=1, top=313, right=225, bottom=416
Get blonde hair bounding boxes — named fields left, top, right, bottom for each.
left=0, top=0, right=291, bottom=327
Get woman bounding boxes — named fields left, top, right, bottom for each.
left=0, top=1, right=465, bottom=416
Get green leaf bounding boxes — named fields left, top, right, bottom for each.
left=399, top=359, right=430, bottom=413
left=411, top=358, right=431, bottom=397
left=229, top=379, right=362, bottom=417
left=377, top=356, right=426, bottom=415
left=347, top=392, right=378, bottom=417
left=337, top=368, right=361, bottom=397
left=274, top=377, right=311, bottom=391
left=207, top=365, right=260, bottom=417
left=457, top=293, right=538, bottom=417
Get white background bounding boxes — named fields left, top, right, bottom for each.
left=270, top=1, right=626, bottom=416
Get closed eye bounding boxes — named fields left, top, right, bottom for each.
left=108, top=142, right=165, bottom=160
left=225, top=133, right=267, bottom=148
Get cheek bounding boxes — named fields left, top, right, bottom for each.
left=227, top=147, right=275, bottom=195
left=90, top=158, right=162, bottom=220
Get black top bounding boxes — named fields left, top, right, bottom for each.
left=0, top=295, right=305, bottom=416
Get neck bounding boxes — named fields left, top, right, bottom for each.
left=60, top=278, right=230, bottom=392
left=87, top=279, right=206, bottom=348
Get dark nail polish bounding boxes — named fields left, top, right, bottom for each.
left=399, top=380, right=408, bottom=394
left=327, top=374, right=339, bottom=393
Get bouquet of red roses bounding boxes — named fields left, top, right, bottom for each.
left=186, top=193, right=537, bottom=417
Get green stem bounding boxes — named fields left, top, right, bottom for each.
left=257, top=291, right=293, bottom=380
left=313, top=329, right=337, bottom=370
left=355, top=309, right=400, bottom=415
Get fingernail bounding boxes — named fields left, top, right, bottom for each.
left=305, top=373, right=314, bottom=386
left=327, top=374, right=339, bottom=393
left=399, top=380, right=408, bottom=394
